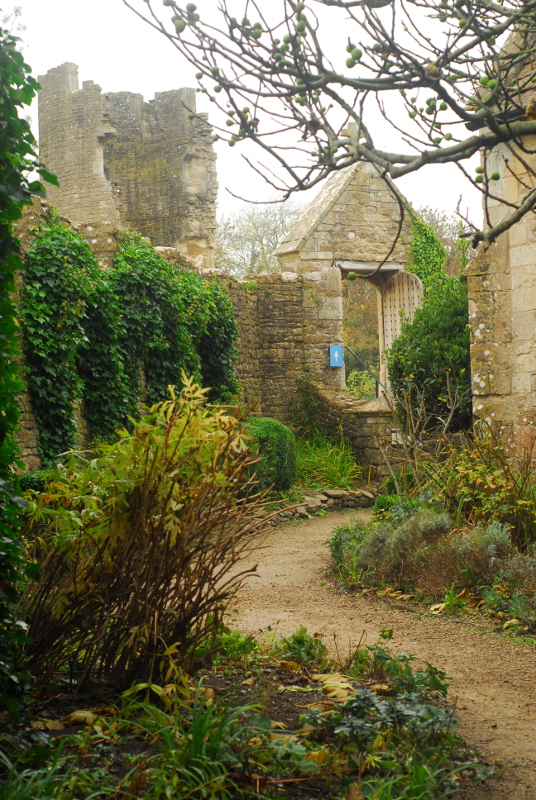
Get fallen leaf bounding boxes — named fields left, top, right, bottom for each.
left=369, top=683, right=389, bottom=694
left=198, top=687, right=215, bottom=705
left=502, top=619, right=521, bottom=630
left=312, top=672, right=345, bottom=684
left=456, top=588, right=471, bottom=600
left=44, top=719, right=64, bottom=731
left=31, top=720, right=45, bottom=730
left=306, top=748, right=331, bottom=766
left=347, top=784, right=364, bottom=800
left=296, top=722, right=315, bottom=736
left=241, top=677, right=255, bottom=687
left=323, top=684, right=352, bottom=700
left=399, top=593, right=414, bottom=600
left=270, top=720, right=287, bottom=730
left=302, top=701, right=335, bottom=712
left=65, top=710, right=97, bottom=726
left=278, top=660, right=301, bottom=673
left=270, top=733, right=298, bottom=742
left=430, top=603, right=446, bottom=614
left=249, top=736, right=264, bottom=747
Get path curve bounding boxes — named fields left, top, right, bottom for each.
left=229, top=511, right=536, bottom=799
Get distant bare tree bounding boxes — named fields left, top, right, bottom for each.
left=214, top=200, right=305, bottom=275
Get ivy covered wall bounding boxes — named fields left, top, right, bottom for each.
left=16, top=203, right=239, bottom=467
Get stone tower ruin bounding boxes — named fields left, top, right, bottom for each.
left=38, top=62, right=218, bottom=268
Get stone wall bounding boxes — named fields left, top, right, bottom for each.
left=312, top=386, right=392, bottom=476
left=38, top=63, right=217, bottom=269
left=467, top=136, right=536, bottom=455
left=12, top=199, right=386, bottom=471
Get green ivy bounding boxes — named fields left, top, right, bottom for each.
left=197, top=280, right=240, bottom=403
left=0, top=26, right=56, bottom=715
left=21, top=228, right=240, bottom=462
left=111, top=233, right=239, bottom=406
left=77, top=274, right=130, bottom=441
left=406, top=207, right=447, bottom=288
left=22, top=223, right=94, bottom=463
left=111, top=234, right=204, bottom=407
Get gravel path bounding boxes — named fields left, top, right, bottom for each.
left=229, top=510, right=536, bottom=799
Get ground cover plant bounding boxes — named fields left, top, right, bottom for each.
left=0, top=627, right=489, bottom=799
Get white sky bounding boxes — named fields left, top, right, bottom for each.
left=2, top=0, right=482, bottom=224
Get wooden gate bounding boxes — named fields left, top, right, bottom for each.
left=382, top=271, right=424, bottom=352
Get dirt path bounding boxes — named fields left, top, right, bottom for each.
left=229, top=511, right=536, bottom=799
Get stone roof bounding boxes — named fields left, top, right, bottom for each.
left=274, top=164, right=363, bottom=256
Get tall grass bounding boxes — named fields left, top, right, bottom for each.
left=295, top=430, right=362, bottom=489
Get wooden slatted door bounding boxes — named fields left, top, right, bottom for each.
left=382, top=272, right=424, bottom=352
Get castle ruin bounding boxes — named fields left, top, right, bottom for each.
left=38, top=63, right=218, bottom=268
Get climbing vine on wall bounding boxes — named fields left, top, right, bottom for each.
left=406, top=207, right=447, bottom=288
left=22, top=222, right=95, bottom=463
left=77, top=275, right=130, bottom=442
left=197, top=282, right=240, bottom=403
left=111, top=233, right=239, bottom=406
left=22, top=227, right=240, bottom=464
left=111, top=234, right=202, bottom=408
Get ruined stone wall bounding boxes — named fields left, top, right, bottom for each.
left=38, top=63, right=217, bottom=269
left=467, top=137, right=536, bottom=454
left=38, top=64, right=121, bottom=227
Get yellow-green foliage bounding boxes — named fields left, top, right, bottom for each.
left=20, top=378, right=272, bottom=688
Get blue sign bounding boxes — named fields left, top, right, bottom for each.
left=329, top=345, right=344, bottom=367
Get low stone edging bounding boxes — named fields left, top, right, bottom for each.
left=271, top=486, right=380, bottom=525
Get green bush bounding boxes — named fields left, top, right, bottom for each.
left=246, top=417, right=296, bottom=492
left=424, top=425, right=536, bottom=549
left=387, top=276, right=471, bottom=433
left=18, top=470, right=51, bottom=495
left=329, top=503, right=536, bottom=612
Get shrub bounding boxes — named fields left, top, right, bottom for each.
left=271, top=625, right=328, bottom=668
left=424, top=424, right=536, bottom=549
left=246, top=417, right=296, bottom=492
left=19, top=379, right=273, bottom=688
left=18, top=470, right=50, bottom=495
left=295, top=430, right=362, bottom=489
left=387, top=276, right=471, bottom=433
left=346, top=369, right=377, bottom=401
left=329, top=507, right=520, bottom=598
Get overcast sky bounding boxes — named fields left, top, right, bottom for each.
left=2, top=0, right=482, bottom=224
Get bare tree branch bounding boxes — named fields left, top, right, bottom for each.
left=124, top=0, right=536, bottom=244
